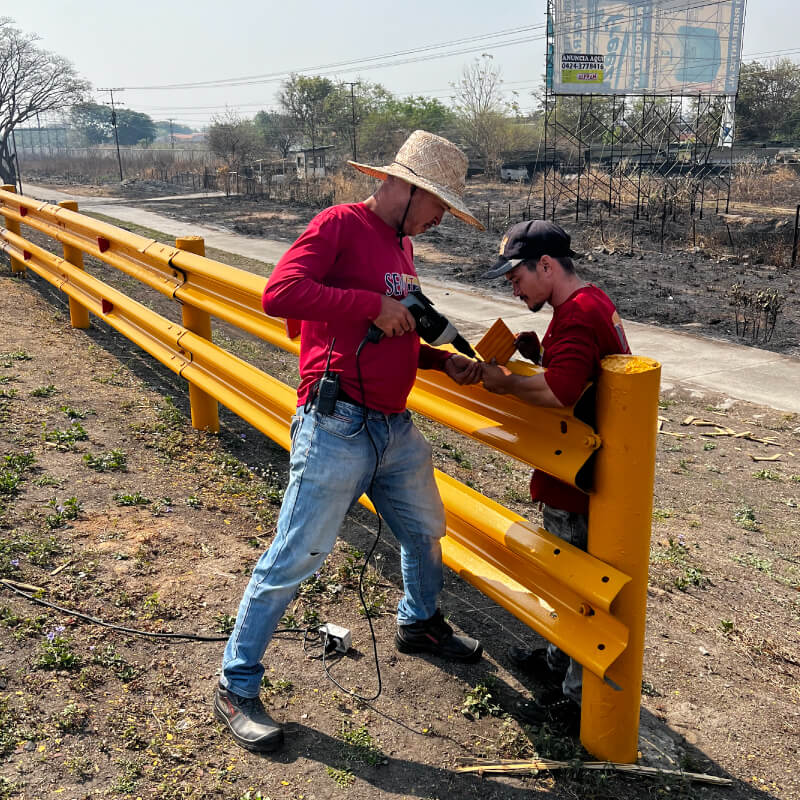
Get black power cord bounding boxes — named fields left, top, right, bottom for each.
left=0, top=579, right=306, bottom=642
left=316, top=333, right=386, bottom=703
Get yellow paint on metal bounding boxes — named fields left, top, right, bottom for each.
left=434, top=472, right=629, bottom=613
left=57, top=201, right=90, bottom=329
left=434, top=471, right=629, bottom=678
left=176, top=236, right=219, bottom=433
left=411, top=366, right=599, bottom=487
left=0, top=185, right=25, bottom=273
left=581, top=354, right=661, bottom=763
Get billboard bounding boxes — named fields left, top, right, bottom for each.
left=551, top=0, right=746, bottom=95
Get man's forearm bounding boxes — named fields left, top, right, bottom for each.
left=503, top=372, right=564, bottom=407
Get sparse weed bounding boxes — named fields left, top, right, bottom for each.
left=45, top=496, right=81, bottom=528
left=56, top=701, right=90, bottom=732
left=652, top=507, right=675, bottom=521
left=0, top=350, right=31, bottom=367
left=30, top=384, right=57, bottom=397
left=64, top=755, right=96, bottom=781
left=92, top=644, right=141, bottom=682
left=142, top=592, right=162, bottom=619
left=703, top=441, right=717, bottom=451
left=114, top=491, right=150, bottom=506
left=753, top=469, right=781, bottom=481
left=186, top=493, right=202, bottom=508
left=733, top=552, right=773, bottom=573
left=60, top=404, right=89, bottom=419
left=111, top=758, right=143, bottom=794
left=214, top=612, right=236, bottom=634
left=734, top=504, right=759, bottom=531
left=84, top=448, right=127, bottom=471
left=326, top=767, right=355, bottom=787
left=462, top=679, right=503, bottom=719
left=35, top=628, right=82, bottom=670
left=719, top=619, right=735, bottom=635
left=44, top=421, right=88, bottom=449
left=338, top=720, right=385, bottom=766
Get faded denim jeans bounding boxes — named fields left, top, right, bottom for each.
left=221, top=400, right=446, bottom=698
left=543, top=505, right=588, bottom=704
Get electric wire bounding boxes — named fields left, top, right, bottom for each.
left=0, top=578, right=306, bottom=642
left=315, top=333, right=386, bottom=704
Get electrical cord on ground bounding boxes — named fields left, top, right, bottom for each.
left=316, top=334, right=386, bottom=704
left=0, top=578, right=306, bottom=643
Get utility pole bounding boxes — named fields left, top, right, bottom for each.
left=98, top=87, right=125, bottom=181
left=346, top=82, right=360, bottom=161
left=169, top=118, right=175, bottom=149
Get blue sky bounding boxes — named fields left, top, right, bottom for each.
left=7, top=0, right=797, bottom=128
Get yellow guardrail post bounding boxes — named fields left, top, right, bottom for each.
left=1, top=185, right=26, bottom=274
left=176, top=236, right=219, bottom=433
left=57, top=201, right=91, bottom=329
left=581, top=354, right=661, bottom=762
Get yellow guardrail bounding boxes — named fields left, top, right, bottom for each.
left=0, top=186, right=660, bottom=763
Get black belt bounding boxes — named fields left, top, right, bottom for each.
left=336, top=388, right=364, bottom=407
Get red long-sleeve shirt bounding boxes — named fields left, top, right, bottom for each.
left=532, top=285, right=631, bottom=513
left=263, top=202, right=450, bottom=414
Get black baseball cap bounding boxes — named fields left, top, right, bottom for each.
left=482, top=220, right=577, bottom=279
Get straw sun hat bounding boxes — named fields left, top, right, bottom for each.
left=348, top=130, right=484, bottom=230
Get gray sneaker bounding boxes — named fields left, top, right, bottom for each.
left=213, top=683, right=284, bottom=753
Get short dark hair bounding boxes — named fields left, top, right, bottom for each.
left=524, top=255, right=575, bottom=274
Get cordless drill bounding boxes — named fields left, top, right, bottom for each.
left=366, top=290, right=475, bottom=358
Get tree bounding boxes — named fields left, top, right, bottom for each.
left=452, top=55, right=516, bottom=177
left=115, top=109, right=156, bottom=146
left=0, top=18, right=89, bottom=184
left=154, top=120, right=193, bottom=142
left=359, top=95, right=457, bottom=161
left=254, top=110, right=297, bottom=159
left=736, top=60, right=800, bottom=142
left=71, top=101, right=112, bottom=145
left=207, top=110, right=259, bottom=166
left=279, top=75, right=336, bottom=177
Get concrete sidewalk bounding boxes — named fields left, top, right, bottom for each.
left=22, top=184, right=800, bottom=414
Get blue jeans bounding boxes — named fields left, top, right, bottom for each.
left=542, top=505, right=587, bottom=704
left=221, top=400, right=446, bottom=698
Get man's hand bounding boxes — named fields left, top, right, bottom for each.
left=481, top=359, right=513, bottom=394
left=514, top=330, right=541, bottom=364
left=372, top=296, right=416, bottom=337
left=443, top=354, right=482, bottom=385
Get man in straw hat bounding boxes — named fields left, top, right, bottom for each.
left=214, top=131, right=485, bottom=753
left=480, top=219, right=630, bottom=735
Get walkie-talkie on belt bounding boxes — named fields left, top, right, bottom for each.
left=314, top=338, right=339, bottom=415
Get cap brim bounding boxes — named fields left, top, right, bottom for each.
left=481, top=257, right=523, bottom=280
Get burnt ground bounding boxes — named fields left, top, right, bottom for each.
left=0, top=182, right=798, bottom=799
left=122, top=177, right=800, bottom=359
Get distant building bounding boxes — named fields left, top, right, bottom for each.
left=290, top=144, right=336, bottom=179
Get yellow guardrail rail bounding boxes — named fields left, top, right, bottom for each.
left=0, top=186, right=660, bottom=763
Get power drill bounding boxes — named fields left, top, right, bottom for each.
left=366, top=290, right=475, bottom=358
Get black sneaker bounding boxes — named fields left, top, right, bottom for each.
left=396, top=610, right=483, bottom=663
left=515, top=693, right=581, bottom=736
left=213, top=683, right=284, bottom=753
left=507, top=646, right=565, bottom=688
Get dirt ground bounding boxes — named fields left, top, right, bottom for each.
left=0, top=182, right=798, bottom=799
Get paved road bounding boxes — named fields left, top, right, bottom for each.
left=22, top=184, right=800, bottom=414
